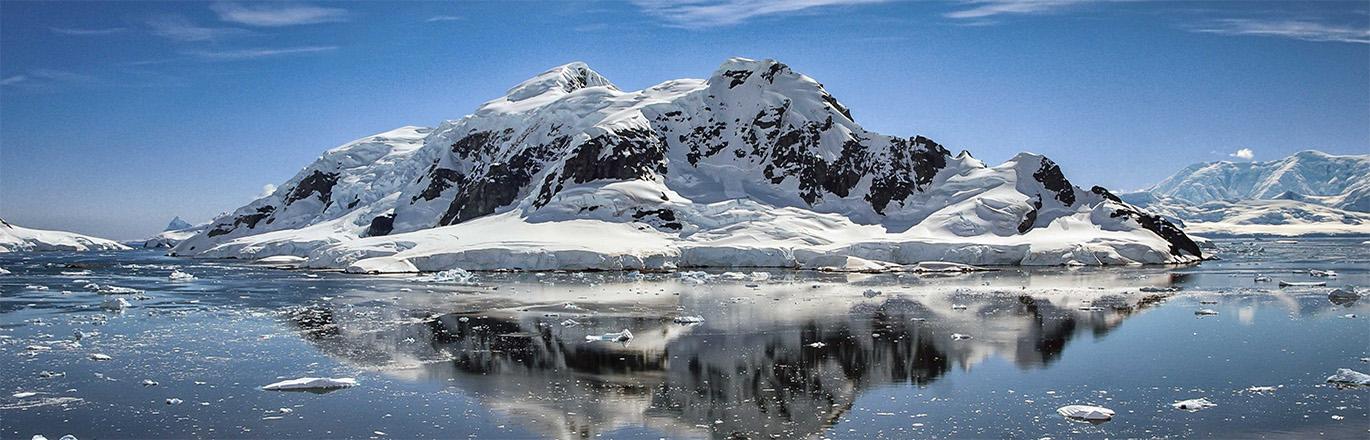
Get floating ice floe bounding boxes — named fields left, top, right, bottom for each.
left=0, top=267, right=9, bottom=275
left=951, top=333, right=973, bottom=340
left=262, top=377, right=358, bottom=391
left=168, top=270, right=195, bottom=281
left=13, top=391, right=38, bottom=398
left=165, top=398, right=183, bottom=405
left=1309, top=269, right=1338, bottom=278
left=806, top=342, right=827, bottom=348
left=142, top=379, right=158, bottom=386
left=1326, top=369, right=1370, bottom=387
left=85, top=284, right=142, bottom=295
left=1195, top=309, right=1219, bottom=316
left=559, top=319, right=580, bottom=327
left=101, top=297, right=131, bottom=311
left=585, top=329, right=633, bottom=343
left=1057, top=405, right=1115, bottom=422
left=26, top=285, right=49, bottom=291
left=672, top=315, right=704, bottom=324
left=1254, top=275, right=1271, bottom=282
left=89, top=353, right=111, bottom=361
left=1171, top=398, right=1216, bottom=411
left=411, top=268, right=477, bottom=285
left=1278, top=280, right=1325, bottom=287
left=678, top=271, right=712, bottom=285
left=1244, top=386, right=1278, bottom=393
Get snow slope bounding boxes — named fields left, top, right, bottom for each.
left=0, top=218, right=130, bottom=252
left=1147, top=150, right=1369, bottom=212
left=173, top=58, right=1202, bottom=271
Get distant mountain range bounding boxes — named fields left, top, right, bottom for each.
left=1125, top=150, right=1369, bottom=236
left=164, top=58, right=1204, bottom=270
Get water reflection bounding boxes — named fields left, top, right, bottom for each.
left=288, top=284, right=1169, bottom=439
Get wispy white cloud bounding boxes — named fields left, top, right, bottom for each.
left=183, top=46, right=339, bottom=61
left=51, top=27, right=128, bottom=36
left=210, top=2, right=349, bottom=27
left=631, top=0, right=885, bottom=28
left=258, top=184, right=278, bottom=198
left=1229, top=148, right=1254, bottom=160
left=147, top=15, right=249, bottom=42
left=425, top=15, right=464, bottom=23
left=1192, top=18, right=1370, bottom=44
left=0, top=69, right=99, bottom=91
left=943, top=0, right=1087, bottom=20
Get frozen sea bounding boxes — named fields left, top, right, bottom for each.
left=2, top=238, right=1367, bottom=439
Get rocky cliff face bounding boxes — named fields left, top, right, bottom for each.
left=173, top=58, right=1201, bottom=269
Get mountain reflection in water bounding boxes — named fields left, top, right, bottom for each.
left=287, top=277, right=1167, bottom=439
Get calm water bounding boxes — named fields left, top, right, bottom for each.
left=2, top=238, right=1367, bottom=439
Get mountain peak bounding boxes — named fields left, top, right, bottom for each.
left=165, top=216, right=193, bottom=231
left=709, top=57, right=797, bottom=88
left=502, top=62, right=616, bottom=102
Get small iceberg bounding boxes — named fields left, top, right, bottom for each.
left=1057, top=405, right=1115, bottom=422
left=101, top=297, right=131, bottom=311
left=806, top=342, right=827, bottom=348
left=1244, top=386, right=1278, bottom=393
left=672, top=315, right=704, bottom=324
left=951, top=333, right=973, bottom=341
left=168, top=270, right=195, bottom=281
left=1253, top=275, right=1271, bottom=282
left=678, top=271, right=712, bottom=285
left=1326, top=368, right=1370, bottom=387
left=1279, top=280, right=1326, bottom=287
left=1171, top=398, right=1216, bottom=411
left=411, top=268, right=477, bottom=285
left=262, top=377, right=358, bottom=391
left=1195, top=308, right=1219, bottom=316
left=1309, top=269, right=1338, bottom=278
left=89, top=353, right=111, bottom=361
left=585, top=329, right=633, bottom=343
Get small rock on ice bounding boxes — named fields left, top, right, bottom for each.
left=862, top=289, right=881, bottom=298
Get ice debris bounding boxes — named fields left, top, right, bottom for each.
left=1194, top=309, right=1219, bottom=316
left=1057, top=405, right=1115, bottom=422
left=585, top=329, right=633, bottom=343
left=88, top=353, right=111, bottom=361
left=262, top=377, right=358, bottom=391
left=951, top=333, right=973, bottom=341
left=1326, top=368, right=1370, bottom=387
left=101, top=298, right=131, bottom=311
left=411, top=268, right=477, bottom=285
left=1171, top=398, right=1216, bottom=411
left=168, top=270, right=195, bottom=281
left=672, top=315, right=704, bottom=324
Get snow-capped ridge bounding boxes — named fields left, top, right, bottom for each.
left=0, top=218, right=130, bottom=253
left=173, top=58, right=1204, bottom=269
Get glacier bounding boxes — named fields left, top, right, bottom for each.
left=0, top=218, right=129, bottom=253
left=171, top=58, right=1203, bottom=271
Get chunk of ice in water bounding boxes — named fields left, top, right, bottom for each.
left=585, top=329, right=633, bottom=343
left=1326, top=368, right=1370, bottom=387
left=952, top=333, right=973, bottom=340
left=673, top=315, right=704, bottom=324
left=1195, top=309, right=1218, bottom=316
left=262, top=377, right=358, bottom=391
left=1171, top=398, right=1216, bottom=411
left=1057, top=405, right=1115, bottom=421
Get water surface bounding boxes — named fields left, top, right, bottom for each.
left=2, top=238, right=1367, bottom=438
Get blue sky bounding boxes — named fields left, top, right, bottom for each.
left=2, top=1, right=1367, bottom=240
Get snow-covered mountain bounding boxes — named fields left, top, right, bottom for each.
left=141, top=216, right=210, bottom=248
left=1128, top=150, right=1370, bottom=236
left=0, top=218, right=130, bottom=252
left=172, top=58, right=1202, bottom=271
left=1148, top=150, right=1369, bottom=212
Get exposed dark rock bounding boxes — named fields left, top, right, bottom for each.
left=1110, top=207, right=1202, bottom=258
left=721, top=69, right=752, bottom=88
left=206, top=205, right=275, bottom=237
left=366, top=214, right=395, bottom=237
left=1019, top=197, right=1043, bottom=233
left=283, top=171, right=340, bottom=206
left=1033, top=159, right=1076, bottom=206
